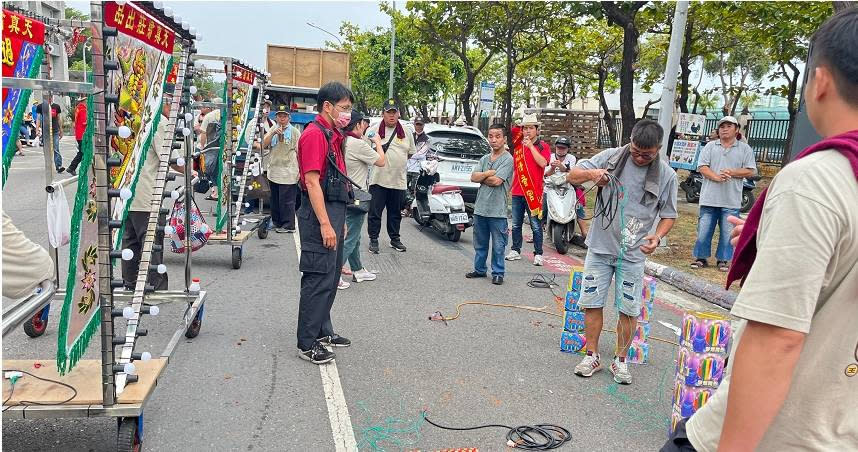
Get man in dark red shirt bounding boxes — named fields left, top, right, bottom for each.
left=67, top=96, right=88, bottom=175
left=295, top=81, right=355, bottom=364
left=507, top=113, right=551, bottom=266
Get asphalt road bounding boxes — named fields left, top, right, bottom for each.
left=2, top=137, right=726, bottom=451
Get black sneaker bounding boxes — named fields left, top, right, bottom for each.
left=57, top=166, right=65, bottom=174
left=465, top=271, right=487, bottom=279
left=318, top=334, right=351, bottom=348
left=571, top=235, right=588, bottom=249
left=66, top=167, right=77, bottom=176
left=492, top=275, right=504, bottom=285
left=369, top=239, right=380, bottom=254
left=390, top=239, right=407, bottom=252
left=298, top=342, right=335, bottom=364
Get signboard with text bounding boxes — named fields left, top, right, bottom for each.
left=676, top=113, right=706, bottom=136
left=669, top=139, right=701, bottom=170
left=479, top=81, right=495, bottom=113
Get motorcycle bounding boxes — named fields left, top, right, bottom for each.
left=543, top=172, right=577, bottom=255
left=680, top=170, right=761, bottom=213
left=410, top=156, right=471, bottom=242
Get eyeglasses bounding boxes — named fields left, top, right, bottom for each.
left=630, top=144, right=658, bottom=161
left=327, top=101, right=352, bottom=112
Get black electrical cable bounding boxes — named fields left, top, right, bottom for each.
left=526, top=273, right=562, bottom=298
left=2, top=369, right=78, bottom=410
left=422, top=412, right=571, bottom=450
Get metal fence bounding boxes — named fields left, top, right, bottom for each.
left=598, top=117, right=790, bottom=164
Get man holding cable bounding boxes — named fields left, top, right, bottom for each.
left=565, top=119, right=677, bottom=385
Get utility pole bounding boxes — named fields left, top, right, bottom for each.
left=388, top=0, right=396, bottom=99
left=657, top=1, right=689, bottom=158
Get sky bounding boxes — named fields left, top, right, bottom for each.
left=66, top=1, right=394, bottom=70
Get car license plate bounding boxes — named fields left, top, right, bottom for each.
left=449, top=212, right=469, bottom=224
left=451, top=163, right=474, bottom=174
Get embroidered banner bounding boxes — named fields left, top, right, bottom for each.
left=511, top=126, right=543, bottom=218
left=1, top=9, right=45, bottom=186
left=103, top=1, right=174, bottom=247
left=215, top=63, right=255, bottom=232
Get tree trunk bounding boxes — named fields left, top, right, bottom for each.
left=599, top=67, right=618, bottom=148
left=618, top=22, right=639, bottom=144
left=419, top=102, right=429, bottom=120
left=782, top=62, right=801, bottom=165
left=729, top=87, right=743, bottom=117
left=691, top=89, right=700, bottom=114
left=678, top=16, right=694, bottom=113
left=833, top=1, right=856, bottom=12
left=503, top=53, right=515, bottom=134
left=461, top=74, right=476, bottom=124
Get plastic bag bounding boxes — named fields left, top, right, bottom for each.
left=46, top=184, right=71, bottom=247
left=168, top=199, right=212, bottom=253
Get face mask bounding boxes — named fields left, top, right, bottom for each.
left=334, top=111, right=351, bottom=128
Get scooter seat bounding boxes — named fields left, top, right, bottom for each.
left=431, top=184, right=461, bottom=195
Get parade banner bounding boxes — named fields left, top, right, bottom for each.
left=215, top=63, right=255, bottom=232
left=57, top=95, right=98, bottom=375
left=1, top=9, right=45, bottom=186
left=104, top=1, right=175, bottom=248
left=511, top=126, right=543, bottom=219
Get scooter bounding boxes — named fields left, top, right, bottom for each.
left=411, top=157, right=471, bottom=242
left=680, top=170, right=760, bottom=213
left=543, top=172, right=577, bottom=255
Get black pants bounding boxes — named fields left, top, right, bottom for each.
left=121, top=210, right=168, bottom=290
left=270, top=181, right=298, bottom=229
left=296, top=193, right=346, bottom=351
left=68, top=139, right=84, bottom=172
left=660, top=419, right=698, bottom=452
left=367, top=185, right=405, bottom=242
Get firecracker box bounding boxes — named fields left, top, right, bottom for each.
left=560, top=331, right=586, bottom=355
left=626, top=340, right=650, bottom=365
left=638, top=276, right=657, bottom=323
left=563, top=310, right=585, bottom=333
left=680, top=311, right=731, bottom=355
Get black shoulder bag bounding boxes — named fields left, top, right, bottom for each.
left=312, top=121, right=368, bottom=209
left=341, top=136, right=373, bottom=213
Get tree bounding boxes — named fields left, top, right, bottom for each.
left=703, top=44, right=771, bottom=116
left=479, top=1, right=572, bottom=133
left=407, top=1, right=498, bottom=123
left=601, top=1, right=649, bottom=144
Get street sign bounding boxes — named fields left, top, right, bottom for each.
left=669, top=139, right=701, bottom=170
left=676, top=113, right=706, bottom=136
left=479, top=81, right=495, bottom=113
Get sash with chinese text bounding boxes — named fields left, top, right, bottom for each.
left=512, top=126, right=544, bottom=218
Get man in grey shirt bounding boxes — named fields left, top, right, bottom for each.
left=691, top=116, right=757, bottom=272
left=467, top=124, right=514, bottom=285
left=566, top=119, right=678, bottom=385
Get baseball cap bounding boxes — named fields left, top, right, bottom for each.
left=274, top=105, right=290, bottom=115
left=717, top=116, right=739, bottom=127
left=414, top=117, right=425, bottom=125
left=383, top=98, right=399, bottom=112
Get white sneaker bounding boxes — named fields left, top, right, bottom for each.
left=610, top=356, right=633, bottom=385
left=505, top=250, right=522, bottom=261
left=337, top=277, right=350, bottom=290
left=353, top=268, right=377, bottom=282
left=574, top=353, right=602, bottom=377
left=533, top=254, right=544, bottom=266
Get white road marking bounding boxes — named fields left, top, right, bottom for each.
left=291, top=223, right=358, bottom=452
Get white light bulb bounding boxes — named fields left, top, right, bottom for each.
left=264, top=94, right=270, bottom=100
left=119, top=188, right=133, bottom=200
left=176, top=157, right=185, bottom=166
left=118, top=125, right=132, bottom=139
left=196, top=33, right=203, bottom=42
left=122, top=306, right=134, bottom=319
left=124, top=363, right=136, bottom=375
left=182, top=21, right=190, bottom=31
left=241, top=220, right=247, bottom=226
left=184, top=112, right=193, bottom=122
left=140, top=351, right=152, bottom=361
left=189, top=86, right=198, bottom=95
left=182, top=127, right=191, bottom=137
left=163, top=6, right=173, bottom=17
left=115, top=0, right=126, bottom=5
left=149, top=306, right=159, bottom=316
left=174, top=14, right=182, bottom=23
left=164, top=225, right=175, bottom=235
left=247, top=185, right=253, bottom=190
left=170, top=190, right=180, bottom=200
left=157, top=264, right=167, bottom=274
left=153, top=1, right=163, bottom=9
left=121, top=248, right=134, bottom=260
left=235, top=151, right=241, bottom=157
left=189, top=27, right=197, bottom=36
left=244, top=202, right=250, bottom=208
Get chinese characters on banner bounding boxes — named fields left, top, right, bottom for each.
left=669, top=139, right=702, bottom=171
left=215, top=62, right=256, bottom=232
left=1, top=9, right=45, bottom=185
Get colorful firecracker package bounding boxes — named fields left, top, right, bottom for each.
left=639, top=276, right=657, bottom=323
left=626, top=276, right=657, bottom=364
left=560, top=331, right=587, bottom=355
left=669, top=310, right=733, bottom=436
left=564, top=310, right=585, bottom=333
left=560, top=267, right=586, bottom=354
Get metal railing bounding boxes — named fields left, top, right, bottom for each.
left=597, top=117, right=790, bottom=165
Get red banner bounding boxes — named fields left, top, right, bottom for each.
left=511, top=126, right=544, bottom=218
left=104, top=1, right=174, bottom=54
left=2, top=9, right=46, bottom=48
left=232, top=62, right=255, bottom=85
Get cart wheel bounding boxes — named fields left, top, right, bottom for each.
left=23, top=310, right=48, bottom=338
left=185, top=309, right=203, bottom=338
left=117, top=417, right=142, bottom=452
left=257, top=225, right=268, bottom=239
left=232, top=247, right=242, bottom=269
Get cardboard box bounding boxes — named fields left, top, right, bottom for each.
left=560, top=331, right=586, bottom=355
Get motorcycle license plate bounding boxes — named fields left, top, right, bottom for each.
left=449, top=213, right=469, bottom=224
left=451, top=163, right=474, bottom=174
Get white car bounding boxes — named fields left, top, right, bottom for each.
left=421, top=123, right=489, bottom=204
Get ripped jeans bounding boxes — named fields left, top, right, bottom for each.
left=577, top=251, right=646, bottom=317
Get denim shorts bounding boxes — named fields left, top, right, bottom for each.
left=578, top=252, right=646, bottom=317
